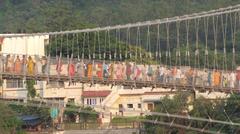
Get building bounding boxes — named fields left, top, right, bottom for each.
left=82, top=90, right=111, bottom=106
left=0, top=34, right=49, bottom=100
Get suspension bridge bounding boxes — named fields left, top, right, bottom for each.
left=1, top=4, right=240, bottom=134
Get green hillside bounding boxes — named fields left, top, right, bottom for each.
left=0, top=0, right=239, bottom=33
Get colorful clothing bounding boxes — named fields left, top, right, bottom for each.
left=27, top=58, right=35, bottom=75
left=103, top=63, right=109, bottom=79
left=21, top=57, right=27, bottom=73
left=41, top=57, right=47, bottom=74
left=76, top=61, right=84, bottom=77
left=14, top=57, right=21, bottom=74
left=109, top=63, right=114, bottom=79
left=68, top=63, right=75, bottom=77
left=134, top=66, right=141, bottom=80
left=126, top=63, right=132, bottom=80
left=6, top=56, right=14, bottom=72
left=87, top=63, right=92, bottom=78
left=116, top=64, right=123, bottom=80
left=147, top=65, right=153, bottom=76
left=213, top=71, right=221, bottom=86
left=96, top=63, right=103, bottom=79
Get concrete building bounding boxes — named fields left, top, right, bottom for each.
left=0, top=35, right=49, bottom=100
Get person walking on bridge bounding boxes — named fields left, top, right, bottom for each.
left=236, top=69, right=240, bottom=89
left=27, top=56, right=35, bottom=75
left=14, top=55, right=21, bottom=74
left=213, top=69, right=221, bottom=87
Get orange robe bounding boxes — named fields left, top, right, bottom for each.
left=96, top=63, right=103, bottom=79
left=87, top=64, right=92, bottom=78
left=14, top=59, right=21, bottom=74
left=213, top=71, right=221, bottom=86
left=68, top=63, right=75, bottom=77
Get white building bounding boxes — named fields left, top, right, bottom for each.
left=0, top=34, right=48, bottom=56
left=0, top=34, right=48, bottom=100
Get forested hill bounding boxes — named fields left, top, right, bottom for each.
left=0, top=0, right=239, bottom=33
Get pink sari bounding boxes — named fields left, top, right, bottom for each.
left=68, top=63, right=75, bottom=77
left=116, top=64, right=123, bottom=80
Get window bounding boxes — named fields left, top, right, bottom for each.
left=119, top=104, right=123, bottom=112
left=100, top=98, right=104, bottom=103
left=86, top=98, right=97, bottom=106
left=87, top=99, right=89, bottom=105
left=47, top=81, right=64, bottom=88
left=148, top=103, right=154, bottom=111
left=68, top=98, right=75, bottom=103
left=6, top=79, right=23, bottom=88
left=127, top=104, right=133, bottom=108
left=138, top=103, right=141, bottom=109
left=93, top=99, right=96, bottom=105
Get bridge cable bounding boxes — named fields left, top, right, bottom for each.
left=125, top=27, right=130, bottom=59
left=118, top=28, right=122, bottom=61
left=166, top=22, right=171, bottom=67
left=46, top=35, right=52, bottom=84
left=213, top=16, right=219, bottom=70
left=107, top=30, right=114, bottom=80
left=54, top=34, right=60, bottom=87
left=204, top=17, right=209, bottom=70
left=156, top=24, right=161, bottom=64
left=194, top=18, right=200, bottom=69
left=221, top=14, right=228, bottom=90
left=82, top=33, right=85, bottom=60
left=66, top=34, right=72, bottom=85
left=176, top=20, right=181, bottom=67
left=135, top=27, right=139, bottom=62
left=147, top=25, right=152, bottom=59
left=114, top=29, right=117, bottom=60
left=87, top=32, right=91, bottom=60
left=56, top=34, right=63, bottom=80
left=71, top=34, right=76, bottom=84
left=185, top=20, right=190, bottom=67
left=103, top=30, right=107, bottom=80
left=104, top=30, right=107, bottom=60
left=194, top=18, right=200, bottom=87
left=108, top=30, right=112, bottom=61
left=221, top=14, right=228, bottom=71
left=138, top=26, right=142, bottom=63
left=230, top=12, right=237, bottom=70
left=93, top=32, right=96, bottom=60
left=97, top=31, right=101, bottom=60
left=92, top=32, right=96, bottom=83
left=55, top=35, right=58, bottom=58
left=77, top=33, right=80, bottom=60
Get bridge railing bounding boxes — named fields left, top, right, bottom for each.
left=0, top=53, right=239, bottom=91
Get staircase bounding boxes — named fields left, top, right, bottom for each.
left=101, top=89, right=119, bottom=108
left=97, top=89, right=120, bottom=124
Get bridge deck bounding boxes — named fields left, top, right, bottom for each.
left=1, top=73, right=238, bottom=93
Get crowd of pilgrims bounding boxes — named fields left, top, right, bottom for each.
left=2, top=54, right=240, bottom=88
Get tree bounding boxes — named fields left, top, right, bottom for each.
left=26, top=80, right=36, bottom=99
left=0, top=102, right=23, bottom=134
left=8, top=103, right=51, bottom=129
left=144, top=91, right=192, bottom=134
left=64, top=103, right=98, bottom=128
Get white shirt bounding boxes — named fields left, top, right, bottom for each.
left=176, top=69, right=181, bottom=78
